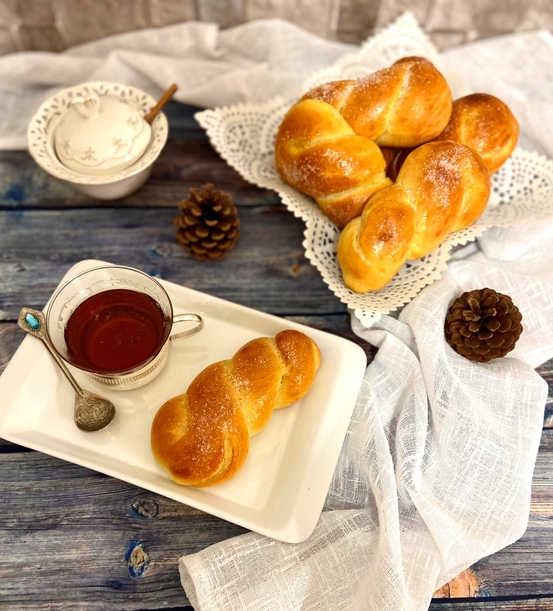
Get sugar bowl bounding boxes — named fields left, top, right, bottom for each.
left=27, top=82, right=169, bottom=200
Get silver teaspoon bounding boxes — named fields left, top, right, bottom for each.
left=18, top=307, right=116, bottom=432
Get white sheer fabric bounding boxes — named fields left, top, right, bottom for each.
left=0, top=18, right=355, bottom=150
left=180, top=238, right=553, bottom=611
left=179, top=17, right=553, bottom=611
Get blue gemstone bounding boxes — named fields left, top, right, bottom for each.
left=25, top=313, right=40, bottom=330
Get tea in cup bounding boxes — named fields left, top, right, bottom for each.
left=45, top=265, right=203, bottom=390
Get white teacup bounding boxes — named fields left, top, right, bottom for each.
left=45, top=265, right=203, bottom=390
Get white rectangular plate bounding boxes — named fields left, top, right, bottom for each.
left=0, top=259, right=367, bottom=543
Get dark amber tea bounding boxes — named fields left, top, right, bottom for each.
left=64, top=288, right=170, bottom=374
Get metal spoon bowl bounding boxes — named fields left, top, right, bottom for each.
left=18, top=307, right=116, bottom=432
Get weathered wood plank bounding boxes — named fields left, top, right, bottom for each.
left=1, top=429, right=553, bottom=609
left=0, top=206, right=343, bottom=320
left=434, top=568, right=479, bottom=598
left=0, top=451, right=238, bottom=610
left=0, top=142, right=279, bottom=210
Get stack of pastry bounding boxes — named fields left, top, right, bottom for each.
left=274, top=57, right=519, bottom=293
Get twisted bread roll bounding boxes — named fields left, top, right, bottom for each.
left=434, top=93, right=519, bottom=174
left=274, top=98, right=392, bottom=229
left=300, top=57, right=453, bottom=148
left=337, top=140, right=491, bottom=293
left=274, top=57, right=452, bottom=228
left=150, top=330, right=321, bottom=487
left=386, top=93, right=519, bottom=180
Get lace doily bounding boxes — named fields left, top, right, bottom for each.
left=195, top=13, right=553, bottom=327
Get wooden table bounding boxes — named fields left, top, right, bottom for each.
left=1, top=103, right=552, bottom=611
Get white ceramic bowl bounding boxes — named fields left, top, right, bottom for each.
left=27, top=82, right=169, bottom=200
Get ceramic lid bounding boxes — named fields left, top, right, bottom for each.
left=54, top=93, right=152, bottom=176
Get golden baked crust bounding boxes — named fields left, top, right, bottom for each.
left=337, top=140, right=491, bottom=293
left=274, top=98, right=391, bottom=229
left=150, top=330, right=322, bottom=487
left=384, top=94, right=519, bottom=181
left=434, top=93, right=519, bottom=174
left=274, top=57, right=452, bottom=228
left=307, top=57, right=452, bottom=148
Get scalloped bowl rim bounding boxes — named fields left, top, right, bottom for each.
left=27, top=81, right=168, bottom=185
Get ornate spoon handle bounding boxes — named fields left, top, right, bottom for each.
left=18, top=307, right=116, bottom=432
left=18, top=308, right=85, bottom=398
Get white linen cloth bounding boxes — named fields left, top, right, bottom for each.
left=2, top=14, right=553, bottom=611
left=0, top=18, right=354, bottom=150
left=180, top=245, right=552, bottom=611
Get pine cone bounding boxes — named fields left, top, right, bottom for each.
left=174, top=184, right=240, bottom=261
left=444, top=288, right=523, bottom=363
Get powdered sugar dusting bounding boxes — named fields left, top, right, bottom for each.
left=195, top=13, right=553, bottom=327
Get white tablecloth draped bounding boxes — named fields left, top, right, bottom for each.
left=179, top=23, right=553, bottom=611
left=2, top=14, right=553, bottom=611
left=181, top=243, right=552, bottom=610
left=0, top=18, right=354, bottom=150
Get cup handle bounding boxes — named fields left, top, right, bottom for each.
left=169, top=313, right=204, bottom=342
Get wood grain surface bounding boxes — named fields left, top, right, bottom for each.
left=0, top=103, right=552, bottom=610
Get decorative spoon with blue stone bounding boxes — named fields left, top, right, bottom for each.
left=18, top=307, right=116, bottom=432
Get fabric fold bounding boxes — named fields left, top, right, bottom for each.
left=179, top=243, right=551, bottom=610
left=176, top=27, right=553, bottom=604
left=0, top=18, right=355, bottom=150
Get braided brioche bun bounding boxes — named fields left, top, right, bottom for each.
left=434, top=93, right=519, bottom=174
left=275, top=98, right=392, bottom=229
left=337, top=140, right=491, bottom=293
left=151, top=330, right=321, bottom=487
left=300, top=56, right=453, bottom=148
left=386, top=93, right=519, bottom=180
left=275, top=57, right=452, bottom=229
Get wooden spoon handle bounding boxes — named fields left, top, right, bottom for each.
left=145, top=83, right=178, bottom=124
